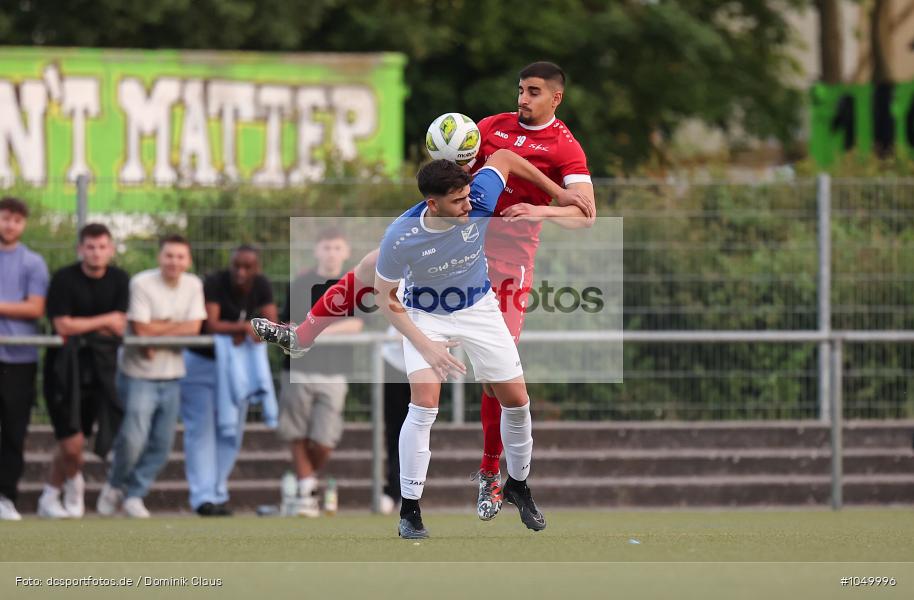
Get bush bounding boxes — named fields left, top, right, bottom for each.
left=12, top=170, right=914, bottom=420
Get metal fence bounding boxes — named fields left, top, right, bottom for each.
left=7, top=329, right=908, bottom=511
left=8, top=175, right=914, bottom=421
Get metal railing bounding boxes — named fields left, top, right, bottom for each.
left=5, top=172, right=914, bottom=508
left=13, top=174, right=914, bottom=420
left=5, top=329, right=914, bottom=511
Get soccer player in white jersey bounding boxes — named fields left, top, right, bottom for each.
left=371, top=150, right=585, bottom=538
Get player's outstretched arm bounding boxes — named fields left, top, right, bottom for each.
left=503, top=180, right=596, bottom=229
left=502, top=202, right=594, bottom=229
left=485, top=149, right=589, bottom=215
left=485, top=149, right=562, bottom=198
left=374, top=274, right=466, bottom=381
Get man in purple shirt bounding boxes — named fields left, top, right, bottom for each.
left=0, top=197, right=49, bottom=520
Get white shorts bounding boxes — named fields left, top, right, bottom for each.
left=402, top=290, right=523, bottom=382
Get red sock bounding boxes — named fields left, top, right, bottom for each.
left=479, top=392, right=503, bottom=473
left=293, top=270, right=371, bottom=347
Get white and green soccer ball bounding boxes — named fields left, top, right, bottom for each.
left=425, top=113, right=481, bottom=166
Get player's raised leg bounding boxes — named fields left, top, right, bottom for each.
left=251, top=249, right=379, bottom=354
left=292, top=250, right=379, bottom=347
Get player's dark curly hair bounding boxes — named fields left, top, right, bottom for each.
left=520, top=61, right=565, bottom=89
left=417, top=159, right=472, bottom=198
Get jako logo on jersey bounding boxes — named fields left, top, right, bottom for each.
left=422, top=247, right=437, bottom=257
left=494, top=130, right=509, bottom=139
left=461, top=223, right=479, bottom=242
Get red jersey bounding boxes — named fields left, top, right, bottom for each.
left=472, top=112, right=591, bottom=267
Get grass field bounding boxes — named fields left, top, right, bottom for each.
left=2, top=509, right=912, bottom=599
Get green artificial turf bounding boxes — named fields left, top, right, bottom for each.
left=2, top=510, right=912, bottom=599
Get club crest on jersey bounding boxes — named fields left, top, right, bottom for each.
left=461, top=223, right=479, bottom=243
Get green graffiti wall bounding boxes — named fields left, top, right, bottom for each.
left=0, top=47, right=407, bottom=209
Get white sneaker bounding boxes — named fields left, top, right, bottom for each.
left=0, top=494, right=22, bottom=521
left=295, top=495, right=320, bottom=518
left=123, top=496, right=151, bottom=519
left=379, top=494, right=396, bottom=515
left=62, top=474, right=85, bottom=518
left=96, top=483, right=124, bottom=517
left=37, top=486, right=71, bottom=519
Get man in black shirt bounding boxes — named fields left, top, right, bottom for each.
left=279, top=227, right=362, bottom=516
left=180, top=245, right=278, bottom=516
left=39, top=223, right=129, bottom=519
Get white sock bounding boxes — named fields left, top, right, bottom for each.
left=399, top=404, right=438, bottom=500
left=41, top=485, right=60, bottom=500
left=500, top=403, right=533, bottom=481
left=298, top=476, right=317, bottom=497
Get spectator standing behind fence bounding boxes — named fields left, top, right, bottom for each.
left=180, top=245, right=279, bottom=517
left=38, top=224, right=129, bottom=519
left=96, top=235, right=206, bottom=518
left=278, top=228, right=362, bottom=516
left=0, top=197, right=48, bottom=521
left=380, top=324, right=411, bottom=516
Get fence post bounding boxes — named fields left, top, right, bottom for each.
left=451, top=346, right=465, bottom=424
left=76, top=174, right=88, bottom=237
left=370, top=340, right=385, bottom=513
left=817, top=173, right=832, bottom=421
left=829, top=337, right=844, bottom=510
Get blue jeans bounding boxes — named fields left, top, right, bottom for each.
left=179, top=351, right=247, bottom=510
left=108, top=372, right=181, bottom=499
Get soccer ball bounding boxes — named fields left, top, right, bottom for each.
left=425, top=113, right=481, bottom=166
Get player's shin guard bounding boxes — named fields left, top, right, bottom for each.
left=293, top=270, right=371, bottom=348
left=479, top=392, right=503, bottom=473
left=398, top=404, right=438, bottom=500
left=500, top=403, right=533, bottom=481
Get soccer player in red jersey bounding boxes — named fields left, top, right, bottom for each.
left=252, top=61, right=595, bottom=520
left=468, top=62, right=595, bottom=519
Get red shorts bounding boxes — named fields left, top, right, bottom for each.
left=487, top=256, right=535, bottom=343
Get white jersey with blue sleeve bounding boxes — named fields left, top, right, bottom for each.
left=376, top=166, right=506, bottom=314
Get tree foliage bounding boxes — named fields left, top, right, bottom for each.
left=0, top=0, right=805, bottom=174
